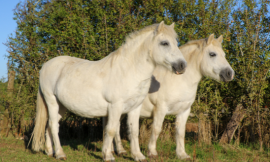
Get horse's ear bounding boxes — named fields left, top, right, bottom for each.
left=157, top=21, right=165, bottom=33
left=170, top=22, right=175, bottom=29
left=217, top=35, right=223, bottom=43
left=207, top=34, right=215, bottom=45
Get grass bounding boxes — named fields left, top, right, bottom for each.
left=0, top=134, right=269, bottom=162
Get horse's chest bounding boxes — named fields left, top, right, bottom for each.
left=167, top=101, right=193, bottom=115
left=166, top=92, right=196, bottom=115
left=165, top=86, right=197, bottom=115
left=123, top=79, right=151, bottom=112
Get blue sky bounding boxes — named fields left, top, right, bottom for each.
left=0, top=0, right=21, bottom=81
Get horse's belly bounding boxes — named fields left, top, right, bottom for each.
left=57, top=91, right=108, bottom=118
left=167, top=101, right=193, bottom=115
left=65, top=102, right=108, bottom=118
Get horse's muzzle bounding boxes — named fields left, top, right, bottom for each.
left=172, top=60, right=187, bottom=75
left=220, top=68, right=234, bottom=82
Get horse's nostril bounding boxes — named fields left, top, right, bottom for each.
left=220, top=68, right=234, bottom=82
left=227, top=71, right=231, bottom=77
left=180, top=61, right=186, bottom=70
left=172, top=60, right=186, bottom=74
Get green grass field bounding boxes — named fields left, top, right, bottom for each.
left=0, top=135, right=269, bottom=162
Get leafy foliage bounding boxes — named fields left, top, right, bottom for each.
left=2, top=0, right=270, bottom=148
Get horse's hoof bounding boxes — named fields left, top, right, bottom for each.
left=148, top=154, right=158, bottom=159
left=58, top=157, right=67, bottom=160
left=47, top=153, right=54, bottom=157
left=117, top=152, right=127, bottom=156
left=179, top=155, right=191, bottom=160
left=105, top=160, right=115, bottom=162
left=46, top=150, right=55, bottom=157
left=56, top=154, right=67, bottom=160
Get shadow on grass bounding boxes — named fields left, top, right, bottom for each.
left=87, top=152, right=103, bottom=160
left=22, top=118, right=104, bottom=150
left=21, top=117, right=131, bottom=160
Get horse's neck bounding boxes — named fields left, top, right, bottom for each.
left=180, top=44, right=203, bottom=85
left=124, top=45, right=154, bottom=80
left=101, top=32, right=155, bottom=81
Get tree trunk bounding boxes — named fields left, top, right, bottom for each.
left=0, top=71, right=15, bottom=136
left=219, top=104, right=245, bottom=144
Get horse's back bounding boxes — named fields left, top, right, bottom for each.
left=39, top=56, right=87, bottom=93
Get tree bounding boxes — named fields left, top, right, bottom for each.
left=3, top=0, right=270, bottom=148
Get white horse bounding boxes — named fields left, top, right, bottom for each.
left=110, top=34, right=235, bottom=159
left=30, top=21, right=187, bottom=161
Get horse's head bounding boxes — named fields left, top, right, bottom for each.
left=200, top=34, right=234, bottom=82
left=151, top=21, right=187, bottom=75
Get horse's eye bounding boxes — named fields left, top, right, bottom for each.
left=209, top=52, right=216, bottom=57
left=160, top=41, right=169, bottom=46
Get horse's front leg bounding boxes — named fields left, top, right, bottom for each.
left=102, top=103, right=122, bottom=162
left=114, top=115, right=127, bottom=155
left=127, top=106, right=146, bottom=161
left=175, top=108, right=191, bottom=160
left=103, top=116, right=127, bottom=155
left=147, top=104, right=167, bottom=158
left=102, top=117, right=115, bottom=154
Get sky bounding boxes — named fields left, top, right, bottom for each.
left=0, top=0, right=21, bottom=81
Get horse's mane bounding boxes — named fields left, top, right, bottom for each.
left=109, top=24, right=161, bottom=58
left=179, top=39, right=206, bottom=52
left=101, top=23, right=178, bottom=67
left=126, top=24, right=178, bottom=43
left=114, top=24, right=178, bottom=56
left=179, top=38, right=222, bottom=64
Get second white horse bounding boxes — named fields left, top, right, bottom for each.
left=110, top=34, right=234, bottom=159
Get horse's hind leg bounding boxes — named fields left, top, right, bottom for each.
left=45, top=105, right=67, bottom=158
left=45, top=126, right=54, bottom=157
left=44, top=93, right=67, bottom=160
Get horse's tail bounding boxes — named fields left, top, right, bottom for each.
left=30, top=87, right=48, bottom=152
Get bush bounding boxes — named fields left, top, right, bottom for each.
left=2, top=0, right=270, bottom=148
